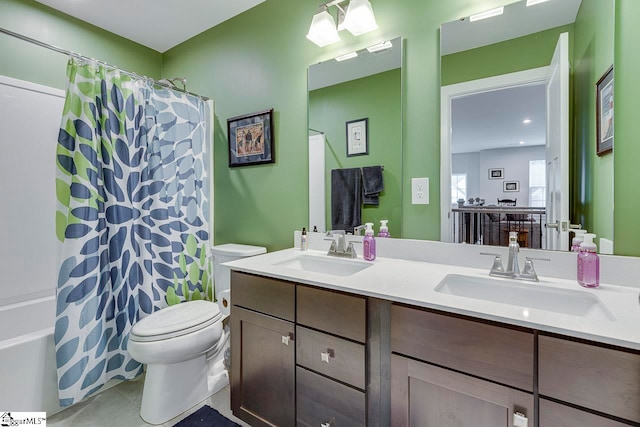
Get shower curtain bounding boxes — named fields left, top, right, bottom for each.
left=54, top=57, right=211, bottom=406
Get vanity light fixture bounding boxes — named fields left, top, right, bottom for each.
left=523, top=118, right=532, bottom=124
left=366, top=40, right=392, bottom=53
left=307, top=0, right=378, bottom=47
left=469, top=6, right=504, bottom=22
left=335, top=51, right=358, bottom=61
left=342, top=0, right=378, bottom=36
left=306, top=6, right=341, bottom=47
left=526, top=0, right=552, bottom=6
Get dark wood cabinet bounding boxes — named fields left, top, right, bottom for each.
left=231, top=276, right=296, bottom=427
left=539, top=334, right=640, bottom=424
left=391, top=354, right=534, bottom=427
left=539, top=399, right=630, bottom=427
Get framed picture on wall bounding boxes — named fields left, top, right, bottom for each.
left=346, top=118, right=369, bottom=157
left=596, top=65, right=613, bottom=156
left=227, top=109, right=275, bottom=167
left=488, top=168, right=504, bottom=179
left=503, top=181, right=520, bottom=192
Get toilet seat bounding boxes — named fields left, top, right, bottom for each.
left=130, top=300, right=222, bottom=342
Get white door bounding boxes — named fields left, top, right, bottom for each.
left=545, top=32, right=570, bottom=250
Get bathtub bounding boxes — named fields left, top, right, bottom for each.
left=0, top=295, right=62, bottom=415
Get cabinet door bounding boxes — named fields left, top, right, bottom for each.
left=391, top=354, right=534, bottom=427
left=231, top=306, right=295, bottom=427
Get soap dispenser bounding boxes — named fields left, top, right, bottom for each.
left=378, top=220, right=390, bottom=238
left=301, top=227, right=308, bottom=251
left=571, top=229, right=587, bottom=252
left=363, top=222, right=376, bottom=261
left=577, top=233, right=599, bottom=288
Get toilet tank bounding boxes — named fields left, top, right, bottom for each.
left=212, top=244, right=266, bottom=294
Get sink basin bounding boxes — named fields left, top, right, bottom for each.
left=274, top=255, right=372, bottom=277
left=435, top=274, right=615, bottom=321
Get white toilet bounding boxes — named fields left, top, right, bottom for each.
left=128, top=243, right=266, bottom=425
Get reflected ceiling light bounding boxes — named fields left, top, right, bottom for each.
left=306, top=0, right=379, bottom=47
left=519, top=141, right=526, bottom=145
left=306, top=6, right=340, bottom=47
left=469, top=6, right=504, bottom=22
left=335, top=51, right=358, bottom=61
left=343, top=0, right=378, bottom=36
left=367, top=40, right=392, bottom=53
left=523, top=118, right=532, bottom=124
left=526, top=0, right=552, bottom=6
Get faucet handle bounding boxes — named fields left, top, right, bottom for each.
left=521, top=257, right=549, bottom=281
left=480, top=252, right=504, bottom=273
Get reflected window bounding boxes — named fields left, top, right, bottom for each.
left=529, top=159, right=546, bottom=207
left=451, top=173, right=467, bottom=204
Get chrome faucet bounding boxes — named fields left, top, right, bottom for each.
left=325, top=230, right=358, bottom=258
left=481, top=232, right=549, bottom=282
left=353, top=224, right=367, bottom=236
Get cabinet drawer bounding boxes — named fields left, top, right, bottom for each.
left=296, top=326, right=365, bottom=389
left=391, top=304, right=534, bottom=391
left=539, top=399, right=628, bottom=427
left=231, top=271, right=295, bottom=321
left=297, top=285, right=366, bottom=342
left=297, top=367, right=365, bottom=427
left=539, top=335, right=640, bottom=423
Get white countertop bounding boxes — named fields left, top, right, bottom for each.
left=225, top=247, right=640, bottom=351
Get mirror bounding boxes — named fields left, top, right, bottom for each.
left=308, top=37, right=403, bottom=236
left=440, top=0, right=616, bottom=252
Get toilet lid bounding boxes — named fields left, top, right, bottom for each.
left=130, top=300, right=221, bottom=342
left=212, top=243, right=266, bottom=257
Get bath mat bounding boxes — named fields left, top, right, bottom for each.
left=173, top=405, right=241, bottom=427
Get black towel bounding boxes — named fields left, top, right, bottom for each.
left=361, top=166, right=384, bottom=206
left=331, top=168, right=362, bottom=233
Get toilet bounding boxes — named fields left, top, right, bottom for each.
left=128, top=243, right=266, bottom=425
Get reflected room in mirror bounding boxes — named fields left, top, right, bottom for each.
left=308, top=37, right=403, bottom=237
left=440, top=0, right=615, bottom=253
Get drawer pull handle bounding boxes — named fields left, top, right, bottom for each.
left=320, top=349, right=335, bottom=363
left=281, top=334, right=292, bottom=346
left=513, top=412, right=528, bottom=427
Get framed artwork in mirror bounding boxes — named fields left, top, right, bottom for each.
left=504, top=181, right=519, bottom=192
left=596, top=66, right=613, bottom=156
left=346, top=118, right=369, bottom=157
left=227, top=109, right=274, bottom=167
left=488, top=168, right=504, bottom=179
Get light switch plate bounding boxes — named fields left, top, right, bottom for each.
left=412, top=177, right=429, bottom=204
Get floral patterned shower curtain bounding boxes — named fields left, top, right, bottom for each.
left=54, top=57, right=212, bottom=406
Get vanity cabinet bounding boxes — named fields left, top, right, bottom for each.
left=296, top=285, right=367, bottom=426
left=231, top=272, right=296, bottom=427
left=539, top=335, right=640, bottom=425
left=390, top=304, right=535, bottom=426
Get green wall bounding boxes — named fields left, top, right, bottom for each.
left=441, top=25, right=574, bottom=86
left=0, top=0, right=162, bottom=90
left=3, top=0, right=638, bottom=255
left=573, top=0, right=614, bottom=242
left=614, top=0, right=640, bottom=256
left=309, top=69, right=402, bottom=237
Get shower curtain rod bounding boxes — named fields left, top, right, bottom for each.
left=0, top=27, right=210, bottom=101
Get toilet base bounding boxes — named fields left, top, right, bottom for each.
left=140, top=356, right=211, bottom=425
left=138, top=334, right=230, bottom=425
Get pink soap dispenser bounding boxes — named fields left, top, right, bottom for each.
left=378, top=220, right=390, bottom=238
left=577, top=233, right=599, bottom=288
left=363, top=222, right=376, bottom=261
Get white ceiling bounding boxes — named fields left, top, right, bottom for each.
left=451, top=84, right=547, bottom=154
left=35, top=0, right=266, bottom=52
left=441, top=0, right=581, bottom=55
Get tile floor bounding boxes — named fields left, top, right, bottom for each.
left=47, top=378, right=250, bottom=427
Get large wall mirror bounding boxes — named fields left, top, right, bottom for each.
left=308, top=37, right=403, bottom=237
left=440, top=0, right=615, bottom=253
